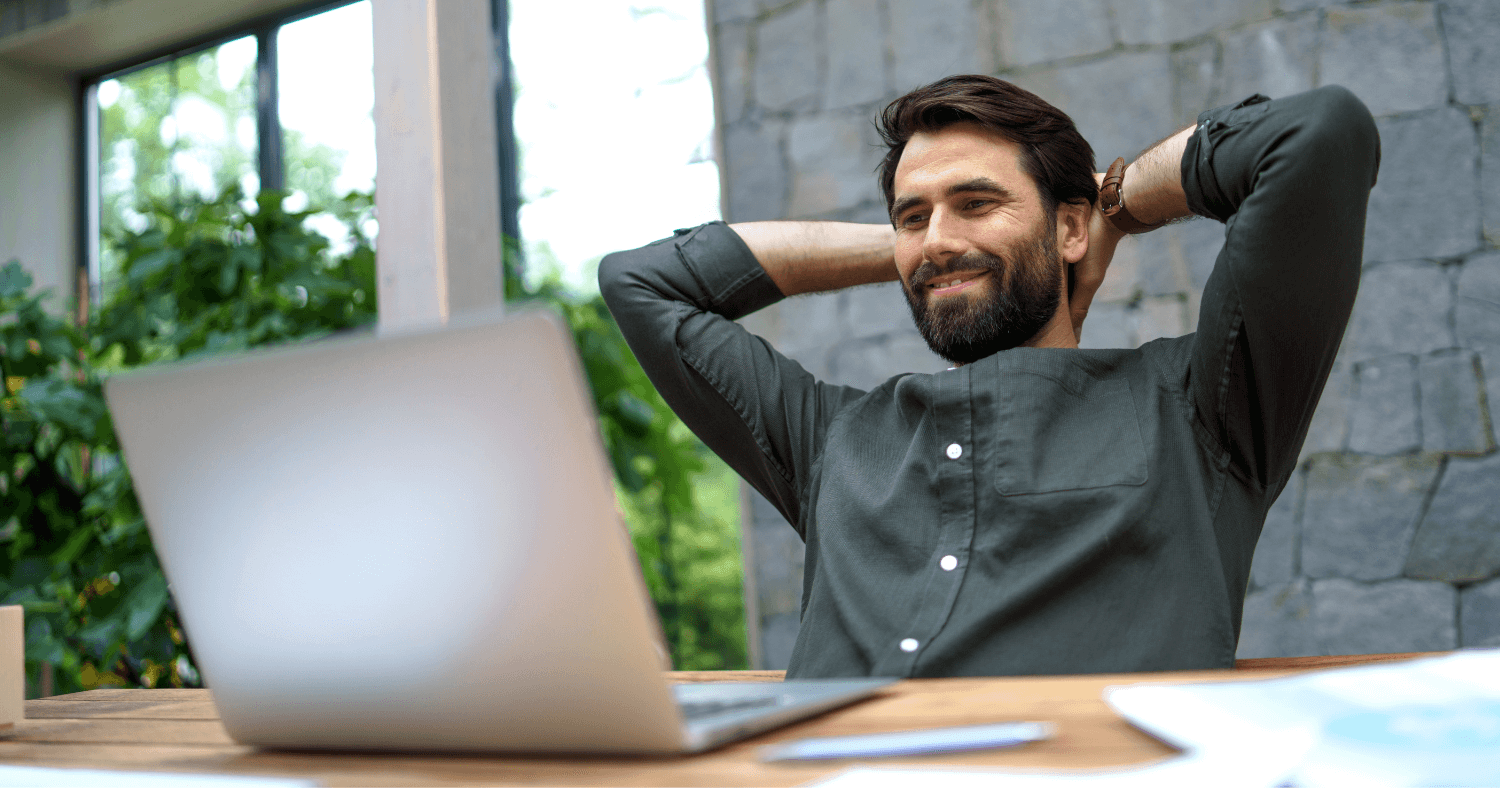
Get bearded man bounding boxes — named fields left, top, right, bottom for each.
left=599, top=77, right=1379, bottom=678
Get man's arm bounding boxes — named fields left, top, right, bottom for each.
left=729, top=148, right=1200, bottom=339
left=1067, top=125, right=1196, bottom=338
left=729, top=221, right=898, bottom=296
left=1117, top=124, right=1197, bottom=227
left=598, top=224, right=870, bottom=533
left=1126, top=88, right=1379, bottom=491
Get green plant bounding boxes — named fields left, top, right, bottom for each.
left=92, top=189, right=377, bottom=365
left=1, top=259, right=184, bottom=694
left=97, top=42, right=352, bottom=287
left=1, top=188, right=376, bottom=695
left=1, top=191, right=744, bottom=696
left=506, top=251, right=747, bottom=671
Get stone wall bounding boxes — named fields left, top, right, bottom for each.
left=709, top=0, right=1500, bottom=668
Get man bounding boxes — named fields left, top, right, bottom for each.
left=599, top=77, right=1379, bottom=678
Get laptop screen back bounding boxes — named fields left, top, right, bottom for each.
left=106, top=309, right=685, bottom=752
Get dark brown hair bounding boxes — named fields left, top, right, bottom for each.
left=877, top=75, right=1097, bottom=221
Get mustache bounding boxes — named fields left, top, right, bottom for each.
left=909, top=251, right=1007, bottom=290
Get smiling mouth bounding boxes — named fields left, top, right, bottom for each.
left=927, top=270, right=990, bottom=295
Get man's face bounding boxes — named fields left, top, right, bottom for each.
left=890, top=123, right=1066, bottom=364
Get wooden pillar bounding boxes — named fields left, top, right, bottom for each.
left=371, top=0, right=505, bottom=330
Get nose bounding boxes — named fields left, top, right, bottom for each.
left=921, top=207, right=966, bottom=268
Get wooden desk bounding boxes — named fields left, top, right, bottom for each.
left=0, top=653, right=1434, bottom=787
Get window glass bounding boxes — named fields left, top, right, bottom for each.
left=277, top=0, right=376, bottom=247
left=96, top=36, right=258, bottom=288
left=510, top=0, right=720, bottom=290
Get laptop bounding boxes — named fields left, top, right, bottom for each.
left=104, top=307, right=893, bottom=754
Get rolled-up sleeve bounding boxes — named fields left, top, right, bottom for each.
left=1183, top=85, right=1381, bottom=493
left=598, top=222, right=866, bottom=533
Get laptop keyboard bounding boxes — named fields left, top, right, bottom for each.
left=678, top=695, right=784, bottom=720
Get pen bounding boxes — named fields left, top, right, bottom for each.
left=759, top=721, right=1054, bottom=761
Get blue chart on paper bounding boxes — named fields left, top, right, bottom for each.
left=1322, top=700, right=1500, bottom=784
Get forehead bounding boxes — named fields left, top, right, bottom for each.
left=892, top=123, right=1038, bottom=201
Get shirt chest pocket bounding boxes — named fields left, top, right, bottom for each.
left=993, top=372, right=1149, bottom=496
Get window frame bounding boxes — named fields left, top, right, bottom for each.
left=76, top=0, right=522, bottom=308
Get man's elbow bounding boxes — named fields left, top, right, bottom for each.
left=596, top=250, right=639, bottom=314
left=1301, top=85, right=1381, bottom=189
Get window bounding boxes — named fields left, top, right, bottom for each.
left=508, top=0, right=720, bottom=290
left=94, top=35, right=258, bottom=270
left=274, top=1, right=375, bottom=246
left=87, top=0, right=376, bottom=299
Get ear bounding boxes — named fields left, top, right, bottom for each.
left=1055, top=200, right=1090, bottom=265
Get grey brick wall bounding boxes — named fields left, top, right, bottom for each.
left=711, top=0, right=1500, bottom=668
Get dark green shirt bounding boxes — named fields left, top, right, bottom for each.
left=599, top=87, right=1379, bottom=678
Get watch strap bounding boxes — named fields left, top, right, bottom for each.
left=1099, top=156, right=1163, bottom=235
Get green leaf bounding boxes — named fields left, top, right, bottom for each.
left=24, top=617, right=64, bottom=663
left=606, top=391, right=656, bottom=436
left=122, top=572, right=168, bottom=642
left=51, top=526, right=94, bottom=568
left=0, top=261, right=34, bottom=299
left=19, top=379, right=102, bottom=440
left=9, top=557, right=49, bottom=589
left=36, top=328, right=78, bottom=362
left=127, top=249, right=180, bottom=284
left=217, top=254, right=240, bottom=295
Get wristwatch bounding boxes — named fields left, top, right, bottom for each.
left=1098, top=157, right=1163, bottom=234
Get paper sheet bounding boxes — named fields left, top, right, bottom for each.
left=1107, top=649, right=1500, bottom=788
left=809, top=649, right=1500, bottom=787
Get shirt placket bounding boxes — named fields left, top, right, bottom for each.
left=873, top=365, right=979, bottom=676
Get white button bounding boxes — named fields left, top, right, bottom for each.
left=945, top=443, right=962, bottom=459
left=940, top=555, right=958, bottom=571
left=899, top=638, right=919, bottom=653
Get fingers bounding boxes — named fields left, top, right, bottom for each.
left=1068, top=193, right=1124, bottom=344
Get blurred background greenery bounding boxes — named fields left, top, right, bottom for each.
left=2, top=185, right=748, bottom=697
left=507, top=246, right=748, bottom=671
left=3, top=0, right=744, bottom=697
left=1, top=188, right=382, bottom=697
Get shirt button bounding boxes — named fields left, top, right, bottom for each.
left=940, top=555, right=958, bottom=571
left=899, top=638, right=919, bottom=653
left=945, top=443, right=962, bottom=459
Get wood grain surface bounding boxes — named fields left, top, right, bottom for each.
left=0, top=653, right=1433, bottom=787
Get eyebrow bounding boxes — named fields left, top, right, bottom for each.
left=890, top=177, right=1018, bottom=224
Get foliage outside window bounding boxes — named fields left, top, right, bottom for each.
left=95, top=1, right=375, bottom=295
left=1, top=189, right=378, bottom=696
left=2, top=190, right=745, bottom=695
left=95, top=37, right=259, bottom=288
left=506, top=0, right=746, bottom=667
left=508, top=254, right=747, bottom=671
left=0, top=0, right=745, bottom=696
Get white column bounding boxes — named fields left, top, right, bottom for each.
left=371, top=0, right=505, bottom=330
left=0, top=64, right=77, bottom=305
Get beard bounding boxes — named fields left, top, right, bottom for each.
left=904, top=224, right=1064, bottom=366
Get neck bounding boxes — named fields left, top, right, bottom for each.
left=1023, top=305, right=1080, bottom=349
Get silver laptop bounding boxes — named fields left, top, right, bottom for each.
left=104, top=307, right=892, bottom=754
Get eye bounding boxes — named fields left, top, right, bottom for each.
left=963, top=198, right=991, bottom=210
left=900, top=212, right=927, bottom=228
